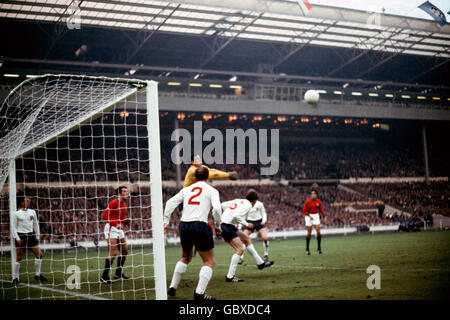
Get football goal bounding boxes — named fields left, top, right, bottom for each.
left=0, top=74, right=167, bottom=300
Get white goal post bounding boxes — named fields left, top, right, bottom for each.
left=0, top=74, right=167, bottom=300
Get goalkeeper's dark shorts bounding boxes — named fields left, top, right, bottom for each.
left=179, top=221, right=214, bottom=253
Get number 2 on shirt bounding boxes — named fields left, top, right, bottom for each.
left=188, top=187, right=203, bottom=205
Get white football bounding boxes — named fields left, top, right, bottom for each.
left=304, top=90, right=320, bottom=105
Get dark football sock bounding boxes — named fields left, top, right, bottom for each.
left=102, top=259, right=112, bottom=279
left=115, top=256, right=126, bottom=276
left=317, top=235, right=322, bottom=250
left=306, top=236, right=311, bottom=251
left=115, top=256, right=122, bottom=276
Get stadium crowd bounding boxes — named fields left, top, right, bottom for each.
left=349, top=181, right=449, bottom=219
left=17, top=139, right=434, bottom=184
left=14, top=110, right=448, bottom=184
left=276, top=142, right=426, bottom=179
left=1, top=111, right=447, bottom=246
left=1, top=184, right=397, bottom=245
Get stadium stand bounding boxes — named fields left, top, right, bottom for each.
left=348, top=182, right=449, bottom=218
left=1, top=184, right=401, bottom=245
left=14, top=111, right=447, bottom=184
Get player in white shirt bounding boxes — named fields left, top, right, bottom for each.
left=163, top=167, right=222, bottom=300
left=10, top=196, right=47, bottom=285
left=220, top=189, right=274, bottom=282
left=240, top=199, right=270, bottom=264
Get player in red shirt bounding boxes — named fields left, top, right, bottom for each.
left=100, top=186, right=130, bottom=284
left=302, top=189, right=326, bottom=255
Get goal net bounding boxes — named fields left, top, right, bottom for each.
left=0, top=74, right=166, bottom=300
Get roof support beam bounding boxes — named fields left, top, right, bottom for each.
left=323, top=29, right=404, bottom=78
left=124, top=4, right=181, bottom=65
left=273, top=21, right=337, bottom=69
left=4, top=57, right=449, bottom=91
left=353, top=33, right=432, bottom=79
left=410, top=56, right=450, bottom=83
left=41, top=0, right=84, bottom=60
left=198, top=13, right=263, bottom=69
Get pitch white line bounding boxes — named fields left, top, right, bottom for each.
left=217, top=263, right=354, bottom=271
left=217, top=263, right=447, bottom=272
left=0, top=279, right=109, bottom=300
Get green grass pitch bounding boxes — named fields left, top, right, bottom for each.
left=1, top=231, right=449, bottom=300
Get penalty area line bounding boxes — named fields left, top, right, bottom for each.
left=0, top=279, right=109, bottom=300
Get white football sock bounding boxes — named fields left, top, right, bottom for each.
left=227, top=254, right=241, bottom=279
left=35, top=258, right=42, bottom=276
left=13, top=262, right=21, bottom=280
left=241, top=244, right=246, bottom=260
left=263, top=241, right=269, bottom=257
left=195, top=266, right=213, bottom=295
left=246, top=244, right=264, bottom=265
left=169, top=261, right=187, bottom=289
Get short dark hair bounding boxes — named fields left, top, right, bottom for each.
left=245, top=189, right=258, bottom=203
left=311, top=189, right=318, bottom=195
left=117, top=186, right=128, bottom=195
left=16, top=195, right=24, bottom=207
left=16, top=195, right=30, bottom=208
left=194, top=166, right=209, bottom=181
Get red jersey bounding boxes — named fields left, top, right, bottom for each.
left=302, top=198, right=325, bottom=216
left=102, top=198, right=127, bottom=227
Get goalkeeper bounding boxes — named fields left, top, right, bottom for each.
left=183, top=154, right=238, bottom=188
left=183, top=154, right=237, bottom=258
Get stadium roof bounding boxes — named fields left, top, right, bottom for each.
left=2, top=0, right=450, bottom=58
left=0, top=0, right=449, bottom=91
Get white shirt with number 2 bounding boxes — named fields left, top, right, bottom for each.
left=163, top=181, right=222, bottom=227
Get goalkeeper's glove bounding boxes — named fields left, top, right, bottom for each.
left=228, top=171, right=238, bottom=180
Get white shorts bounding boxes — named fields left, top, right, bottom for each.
left=104, top=223, right=125, bottom=240
left=305, top=214, right=321, bottom=227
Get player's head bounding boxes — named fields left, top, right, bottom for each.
left=191, top=154, right=202, bottom=167
left=310, top=189, right=318, bottom=200
left=194, top=166, right=209, bottom=181
left=245, top=189, right=258, bottom=206
left=117, top=186, right=129, bottom=201
left=17, top=196, right=31, bottom=209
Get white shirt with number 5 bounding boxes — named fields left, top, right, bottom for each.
left=221, top=199, right=253, bottom=228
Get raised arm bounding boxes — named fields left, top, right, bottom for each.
left=208, top=168, right=230, bottom=180
left=183, top=166, right=197, bottom=188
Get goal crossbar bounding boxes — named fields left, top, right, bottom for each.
left=0, top=74, right=148, bottom=162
